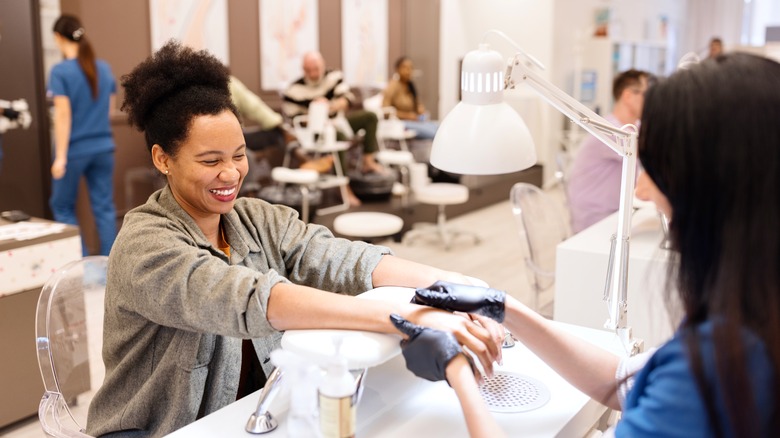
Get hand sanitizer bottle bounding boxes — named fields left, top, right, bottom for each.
left=318, top=356, right=356, bottom=438
left=270, top=349, right=322, bottom=438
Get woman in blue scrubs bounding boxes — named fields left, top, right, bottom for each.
left=48, top=14, right=117, bottom=256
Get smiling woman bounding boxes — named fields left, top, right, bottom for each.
left=152, top=111, right=248, bottom=244
left=84, top=41, right=505, bottom=437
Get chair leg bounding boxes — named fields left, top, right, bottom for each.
left=436, top=205, right=451, bottom=250
left=398, top=165, right=410, bottom=208
left=299, top=185, right=310, bottom=224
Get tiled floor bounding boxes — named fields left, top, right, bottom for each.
left=1, top=188, right=563, bottom=437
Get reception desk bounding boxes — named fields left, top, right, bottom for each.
left=555, top=208, right=683, bottom=348
left=169, top=320, right=627, bottom=438
left=0, top=218, right=81, bottom=427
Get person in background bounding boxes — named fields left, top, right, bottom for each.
left=282, top=51, right=384, bottom=175
left=708, top=37, right=724, bottom=59
left=383, top=56, right=439, bottom=140
left=394, top=52, right=779, bottom=437
left=48, top=14, right=117, bottom=256
left=229, top=75, right=333, bottom=173
left=228, top=75, right=286, bottom=151
left=85, top=41, right=504, bottom=437
left=567, top=69, right=649, bottom=233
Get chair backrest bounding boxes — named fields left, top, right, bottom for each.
left=362, top=92, right=408, bottom=150
left=510, top=183, right=570, bottom=310
left=36, top=256, right=108, bottom=438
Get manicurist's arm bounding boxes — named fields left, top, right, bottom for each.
left=500, top=296, right=622, bottom=408
left=414, top=282, right=624, bottom=409
left=447, top=355, right=506, bottom=438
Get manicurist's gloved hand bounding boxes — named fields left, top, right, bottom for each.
left=412, top=281, right=506, bottom=323
left=390, top=313, right=475, bottom=383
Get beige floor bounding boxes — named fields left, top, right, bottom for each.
left=2, top=188, right=562, bottom=437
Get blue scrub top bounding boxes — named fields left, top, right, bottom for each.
left=616, top=321, right=774, bottom=437
left=48, top=58, right=116, bottom=158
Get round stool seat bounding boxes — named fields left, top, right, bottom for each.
left=414, top=183, right=469, bottom=206
left=271, top=167, right=319, bottom=185
left=376, top=150, right=414, bottom=166
left=333, top=212, right=404, bottom=238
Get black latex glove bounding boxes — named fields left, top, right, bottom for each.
left=412, top=280, right=506, bottom=323
left=390, top=313, right=472, bottom=383
left=2, top=108, right=20, bottom=121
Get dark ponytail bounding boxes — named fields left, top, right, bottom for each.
left=395, top=56, right=418, bottom=110
left=53, top=14, right=98, bottom=99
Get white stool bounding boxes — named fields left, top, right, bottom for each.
left=404, top=183, right=480, bottom=250
left=376, top=150, right=415, bottom=206
left=271, top=167, right=319, bottom=223
left=333, top=212, right=404, bottom=241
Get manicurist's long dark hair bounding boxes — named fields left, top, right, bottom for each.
left=638, top=52, right=780, bottom=436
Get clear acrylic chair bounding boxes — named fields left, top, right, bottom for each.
left=36, top=256, right=108, bottom=437
left=510, top=183, right=570, bottom=317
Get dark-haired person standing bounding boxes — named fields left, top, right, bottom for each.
left=48, top=14, right=117, bottom=256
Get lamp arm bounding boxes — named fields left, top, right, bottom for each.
left=482, top=30, right=546, bottom=71
left=506, top=54, right=642, bottom=356
left=505, top=54, right=636, bottom=156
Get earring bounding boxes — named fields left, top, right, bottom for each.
left=164, top=170, right=169, bottom=175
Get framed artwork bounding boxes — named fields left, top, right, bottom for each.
left=341, top=0, right=388, bottom=88
left=260, top=0, right=319, bottom=90
left=149, top=0, right=229, bottom=64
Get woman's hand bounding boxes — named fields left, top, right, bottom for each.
left=402, top=304, right=501, bottom=377
left=51, top=158, right=67, bottom=180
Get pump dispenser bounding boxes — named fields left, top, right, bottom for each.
left=318, top=336, right=356, bottom=438
left=318, top=355, right=356, bottom=438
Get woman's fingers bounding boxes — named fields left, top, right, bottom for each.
left=452, top=320, right=497, bottom=377
left=470, top=314, right=505, bottom=365
left=408, top=306, right=501, bottom=377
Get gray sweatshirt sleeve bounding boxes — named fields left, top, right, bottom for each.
left=110, top=214, right=285, bottom=339
left=229, top=199, right=392, bottom=296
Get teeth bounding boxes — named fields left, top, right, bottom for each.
left=209, top=188, right=235, bottom=196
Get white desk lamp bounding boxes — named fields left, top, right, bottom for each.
left=432, top=30, right=642, bottom=356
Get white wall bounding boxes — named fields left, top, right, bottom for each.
left=552, top=0, right=686, bottom=100
left=746, top=0, right=780, bottom=46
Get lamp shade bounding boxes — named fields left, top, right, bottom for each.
left=431, top=44, right=537, bottom=175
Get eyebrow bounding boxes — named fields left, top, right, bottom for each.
left=193, top=144, right=246, bottom=158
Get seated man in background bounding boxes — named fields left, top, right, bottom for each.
left=282, top=51, right=384, bottom=175
left=229, top=75, right=332, bottom=173
left=567, top=69, right=649, bottom=233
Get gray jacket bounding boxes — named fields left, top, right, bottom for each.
left=87, top=187, right=389, bottom=437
